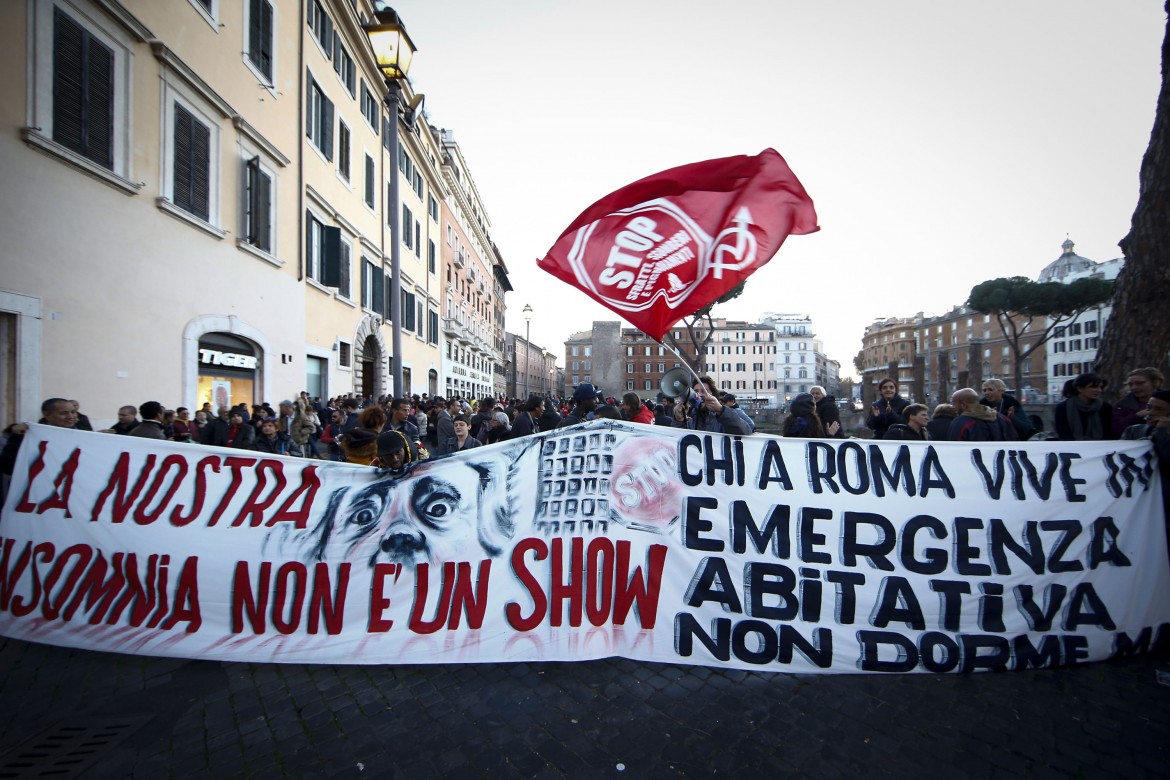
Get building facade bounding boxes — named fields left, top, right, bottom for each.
left=1038, top=240, right=1123, bottom=398
left=0, top=0, right=506, bottom=427
left=505, top=333, right=557, bottom=400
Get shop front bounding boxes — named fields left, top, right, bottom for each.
left=197, top=333, right=260, bottom=411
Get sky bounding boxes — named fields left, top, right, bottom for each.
left=389, top=0, right=1165, bottom=378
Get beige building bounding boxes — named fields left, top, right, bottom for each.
left=438, top=130, right=508, bottom=402
left=0, top=0, right=499, bottom=427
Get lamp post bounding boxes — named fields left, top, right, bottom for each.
left=365, top=7, right=417, bottom=398
left=522, top=303, right=533, bottom=399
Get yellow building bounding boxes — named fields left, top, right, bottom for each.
left=0, top=0, right=492, bottom=427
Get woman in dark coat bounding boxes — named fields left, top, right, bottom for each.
left=810, top=386, right=843, bottom=438
left=782, top=393, right=825, bottom=438
left=866, top=378, right=909, bottom=439
left=1054, top=373, right=1115, bottom=441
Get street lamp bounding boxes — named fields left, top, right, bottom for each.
left=365, top=7, right=418, bottom=398
left=522, top=303, right=533, bottom=398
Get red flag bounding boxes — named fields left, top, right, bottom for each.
left=537, top=149, right=818, bottom=342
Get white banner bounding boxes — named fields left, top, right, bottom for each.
left=1, top=423, right=1167, bottom=673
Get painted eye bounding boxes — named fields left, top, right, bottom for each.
left=351, top=506, right=378, bottom=527
left=419, top=496, right=457, bottom=522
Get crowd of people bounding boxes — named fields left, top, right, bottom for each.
left=2, top=368, right=1167, bottom=474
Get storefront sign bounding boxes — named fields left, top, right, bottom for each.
left=199, top=348, right=258, bottom=370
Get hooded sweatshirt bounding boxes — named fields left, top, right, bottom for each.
left=947, top=404, right=1018, bottom=442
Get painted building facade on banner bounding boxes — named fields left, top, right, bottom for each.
left=0, top=0, right=510, bottom=429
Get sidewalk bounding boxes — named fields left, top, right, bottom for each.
left=0, top=637, right=1166, bottom=778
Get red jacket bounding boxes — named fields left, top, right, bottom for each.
left=631, top=405, right=655, bottom=425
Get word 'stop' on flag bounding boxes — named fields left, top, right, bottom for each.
left=537, top=149, right=819, bottom=341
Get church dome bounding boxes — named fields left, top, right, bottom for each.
left=1037, top=238, right=1096, bottom=282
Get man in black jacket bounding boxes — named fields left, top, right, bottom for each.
left=883, top=403, right=931, bottom=441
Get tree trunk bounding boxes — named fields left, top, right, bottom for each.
left=1096, top=1, right=1170, bottom=399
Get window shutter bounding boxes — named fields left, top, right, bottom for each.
left=333, top=32, right=342, bottom=75
left=361, top=260, right=370, bottom=306
left=338, top=243, right=351, bottom=298
left=173, top=104, right=193, bottom=212
left=85, top=30, right=114, bottom=169
left=365, top=155, right=374, bottom=205
left=190, top=114, right=211, bottom=220
left=52, top=10, right=85, bottom=156
left=256, top=168, right=272, bottom=250
left=258, top=0, right=273, bottom=80
left=305, top=70, right=313, bottom=137
left=249, top=0, right=262, bottom=70
left=322, top=97, right=333, bottom=161
left=320, top=225, right=341, bottom=287
left=304, top=210, right=314, bottom=278
left=372, top=266, right=384, bottom=316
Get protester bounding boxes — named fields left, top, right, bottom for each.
left=111, top=405, right=139, bottom=435
left=884, top=403, right=931, bottom=441
left=927, top=404, right=957, bottom=441
left=1113, top=367, right=1164, bottom=436
left=1054, top=373, right=1115, bottom=441
left=129, top=401, right=167, bottom=440
left=223, top=411, right=256, bottom=449
left=621, top=392, right=654, bottom=424
left=511, top=395, right=543, bottom=438
left=70, top=400, right=93, bottom=432
left=866, top=378, right=909, bottom=439
left=810, top=386, right=843, bottom=438
left=339, top=427, right=378, bottom=464
left=172, top=407, right=198, bottom=443
left=674, top=377, right=752, bottom=434
left=373, top=429, right=418, bottom=472
left=1, top=398, right=79, bottom=501
left=979, top=379, right=1033, bottom=439
left=252, top=419, right=289, bottom=455
left=558, top=384, right=603, bottom=428
left=948, top=388, right=1018, bottom=442
left=445, top=414, right=483, bottom=453
left=781, top=393, right=825, bottom=438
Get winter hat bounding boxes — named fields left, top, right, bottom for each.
left=789, top=393, right=816, bottom=417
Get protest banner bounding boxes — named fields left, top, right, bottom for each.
left=0, top=423, right=1166, bottom=673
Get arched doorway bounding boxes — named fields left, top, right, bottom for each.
left=353, top=315, right=388, bottom=399
left=428, top=369, right=438, bottom=397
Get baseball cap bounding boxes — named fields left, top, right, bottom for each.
left=572, top=383, right=604, bottom=403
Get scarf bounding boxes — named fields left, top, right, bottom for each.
left=1066, top=397, right=1104, bottom=441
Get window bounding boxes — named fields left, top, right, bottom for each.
left=308, top=1, right=332, bottom=58
left=626, top=380, right=635, bottom=390
left=1084, top=321, right=1098, bottom=333
left=306, top=72, right=333, bottom=159
left=429, top=194, right=439, bottom=221
left=246, top=0, right=274, bottom=82
left=644, top=362, right=651, bottom=372
left=333, top=35, right=355, bottom=95
left=572, top=362, right=579, bottom=371
left=644, top=380, right=652, bottom=391
left=339, top=340, right=351, bottom=368
left=172, top=103, right=211, bottom=220
left=402, top=290, right=417, bottom=333
left=626, top=363, right=634, bottom=373
left=428, top=239, right=436, bottom=274
left=51, top=7, right=115, bottom=169
left=364, top=153, right=375, bottom=207
left=305, top=209, right=341, bottom=286
left=337, top=121, right=350, bottom=180
left=360, top=80, right=379, bottom=130
left=401, top=205, right=413, bottom=249
left=429, top=310, right=439, bottom=345
left=413, top=169, right=423, bottom=199
left=244, top=156, right=272, bottom=252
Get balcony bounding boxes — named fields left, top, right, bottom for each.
left=443, top=316, right=461, bottom=337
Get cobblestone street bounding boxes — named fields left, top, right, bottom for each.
left=0, top=638, right=1166, bottom=778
